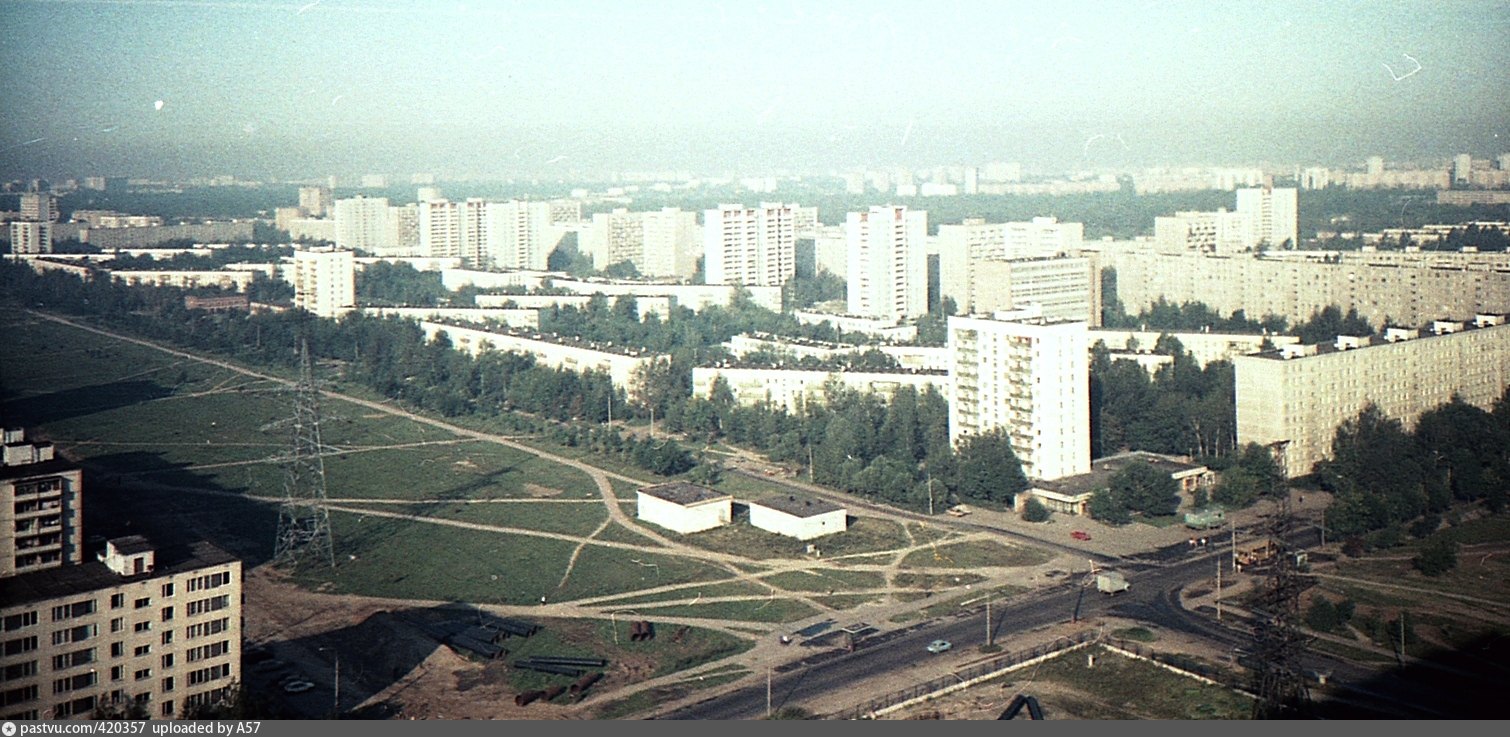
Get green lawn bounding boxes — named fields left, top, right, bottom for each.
left=1023, top=647, right=1253, bottom=719
left=899, top=539, right=1053, bottom=569
left=761, top=569, right=886, bottom=593
left=636, top=598, right=820, bottom=624
left=338, top=499, right=610, bottom=538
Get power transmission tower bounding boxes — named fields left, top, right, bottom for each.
left=273, top=340, right=335, bottom=568
left=1250, top=440, right=1311, bottom=718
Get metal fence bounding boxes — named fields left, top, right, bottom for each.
left=827, top=630, right=1098, bottom=720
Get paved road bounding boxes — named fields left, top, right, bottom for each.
left=661, top=526, right=1450, bottom=720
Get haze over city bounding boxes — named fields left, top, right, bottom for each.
left=2, top=0, right=1508, bottom=180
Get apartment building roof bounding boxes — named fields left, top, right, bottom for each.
left=0, top=541, right=238, bottom=609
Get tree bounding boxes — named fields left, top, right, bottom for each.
left=1108, top=460, right=1181, bottom=516
left=954, top=430, right=1029, bottom=505
left=1088, top=489, right=1131, bottom=525
left=1022, top=497, right=1052, bottom=522
left=1304, top=597, right=1340, bottom=633
left=1413, top=538, right=1459, bottom=577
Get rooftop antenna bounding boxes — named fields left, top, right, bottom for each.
left=273, top=337, right=335, bottom=568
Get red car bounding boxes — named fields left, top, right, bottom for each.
left=1070, top=531, right=1091, bottom=541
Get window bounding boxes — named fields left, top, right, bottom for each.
left=1, top=612, right=37, bottom=632
left=186, top=641, right=230, bottom=663
left=134, top=597, right=151, bottom=610
left=110, top=617, right=124, bottom=633
left=2, top=636, right=38, bottom=657
left=51, top=672, right=96, bottom=694
left=186, top=571, right=232, bottom=593
left=186, top=595, right=230, bottom=617
left=50, top=648, right=94, bottom=670
left=161, top=583, right=175, bottom=598
left=1, top=661, right=37, bottom=681
left=160, top=631, right=174, bottom=646
left=133, top=621, right=151, bottom=633
left=110, top=642, right=124, bottom=658
left=161, top=701, right=173, bottom=717
left=162, top=676, right=174, bottom=693
left=133, top=669, right=151, bottom=682
left=0, top=685, right=39, bottom=708
left=110, top=666, right=123, bottom=681
left=134, top=645, right=150, bottom=657
left=110, top=594, right=125, bottom=609
left=161, top=654, right=173, bottom=669
left=50, top=600, right=95, bottom=622
left=186, top=618, right=229, bottom=639
left=161, top=606, right=174, bottom=622
left=53, top=695, right=96, bottom=718
left=187, top=663, right=231, bottom=686
left=51, top=624, right=94, bottom=646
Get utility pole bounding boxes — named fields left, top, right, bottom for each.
left=766, top=666, right=772, bottom=718
left=808, top=444, right=814, bottom=482
left=1216, top=558, right=1222, bottom=621
left=986, top=592, right=992, bottom=646
left=333, top=652, right=340, bottom=715
left=1230, top=517, right=1238, bottom=568
left=927, top=472, right=934, bottom=516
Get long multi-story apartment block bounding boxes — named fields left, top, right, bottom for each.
left=420, top=321, right=666, bottom=390
left=703, top=203, right=798, bottom=287
left=1154, top=209, right=1254, bottom=254
left=846, top=206, right=928, bottom=322
left=418, top=199, right=563, bottom=270
left=1099, top=249, right=1510, bottom=329
left=948, top=307, right=1090, bottom=481
left=691, top=363, right=945, bottom=413
left=1234, top=315, right=1510, bottom=477
left=971, top=256, right=1099, bottom=324
left=298, top=186, right=332, bottom=217
left=0, top=427, right=243, bottom=721
left=0, top=537, right=243, bottom=720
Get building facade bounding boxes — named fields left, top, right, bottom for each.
left=948, top=308, right=1090, bottom=481
left=1100, top=249, right=1510, bottom=331
left=0, top=538, right=243, bottom=720
left=292, top=247, right=356, bottom=318
left=1, top=429, right=83, bottom=577
left=703, top=203, right=797, bottom=287
left=846, top=206, right=928, bottom=322
left=691, top=364, right=944, bottom=413
left=635, top=483, right=732, bottom=534
left=421, top=321, right=664, bottom=390
left=748, top=497, right=847, bottom=540
left=333, top=196, right=392, bottom=254
left=1234, top=316, right=1510, bottom=477
left=1235, top=187, right=1298, bottom=249
left=971, top=256, right=1098, bottom=324
left=9, top=222, right=52, bottom=255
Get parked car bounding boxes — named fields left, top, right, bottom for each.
left=283, top=680, right=315, bottom=694
left=926, top=639, right=952, bottom=654
left=1070, top=530, right=1091, bottom=541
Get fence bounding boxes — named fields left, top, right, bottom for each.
left=826, top=630, right=1098, bottom=720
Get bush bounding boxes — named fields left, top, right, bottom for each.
left=1305, top=597, right=1340, bottom=633
left=1088, top=489, right=1132, bottom=525
left=1409, top=513, right=1441, bottom=539
left=1022, top=497, right=1052, bottom=523
left=1413, top=538, right=1459, bottom=577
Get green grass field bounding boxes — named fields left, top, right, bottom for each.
left=899, top=539, right=1052, bottom=569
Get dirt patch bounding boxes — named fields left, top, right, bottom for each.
left=524, top=483, right=565, bottom=498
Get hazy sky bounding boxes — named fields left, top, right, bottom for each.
left=2, top=0, right=1507, bottom=180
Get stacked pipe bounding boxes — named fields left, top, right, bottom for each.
left=630, top=620, right=655, bottom=641
left=569, top=672, right=603, bottom=697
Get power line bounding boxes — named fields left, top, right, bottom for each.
left=273, top=338, right=335, bottom=569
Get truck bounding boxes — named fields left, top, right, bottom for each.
left=1095, top=571, right=1130, bottom=594
left=1184, top=508, right=1226, bottom=530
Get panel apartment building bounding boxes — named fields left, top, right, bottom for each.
left=1100, top=249, right=1510, bottom=329
left=703, top=203, right=798, bottom=287
left=0, top=428, right=242, bottom=720
left=1234, top=315, right=1510, bottom=477
left=948, top=307, right=1090, bottom=481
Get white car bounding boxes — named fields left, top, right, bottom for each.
left=282, top=680, right=315, bottom=694
left=926, top=639, right=952, bottom=654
